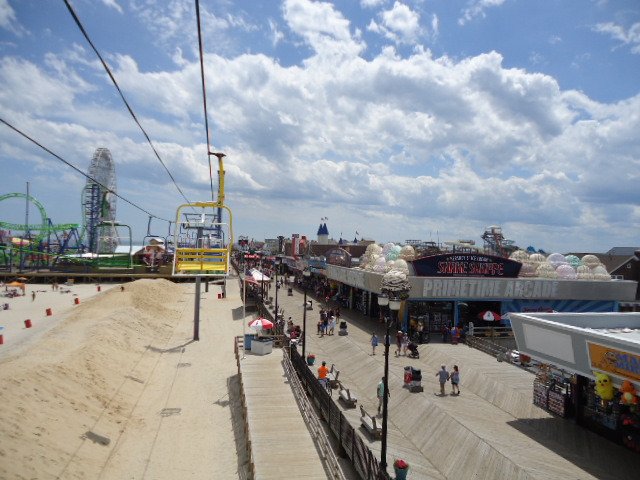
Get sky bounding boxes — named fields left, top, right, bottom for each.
left=0, top=0, right=639, bottom=254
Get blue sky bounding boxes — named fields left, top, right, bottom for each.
left=1, top=0, right=639, bottom=253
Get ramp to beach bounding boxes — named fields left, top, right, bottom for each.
left=238, top=349, right=329, bottom=480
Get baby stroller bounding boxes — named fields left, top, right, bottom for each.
left=338, top=320, right=348, bottom=336
left=403, top=366, right=424, bottom=393
left=407, top=341, right=419, bottom=359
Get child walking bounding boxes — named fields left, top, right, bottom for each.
left=371, top=332, right=379, bottom=355
left=449, top=365, right=460, bottom=395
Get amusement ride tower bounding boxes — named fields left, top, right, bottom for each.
left=82, top=148, right=117, bottom=253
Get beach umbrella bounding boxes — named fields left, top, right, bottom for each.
left=479, top=310, right=501, bottom=321
left=248, top=318, right=274, bottom=330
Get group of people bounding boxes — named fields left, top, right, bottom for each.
left=317, top=307, right=340, bottom=337
left=435, top=364, right=461, bottom=396
left=369, top=330, right=417, bottom=357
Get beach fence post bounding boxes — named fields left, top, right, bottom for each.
left=193, top=276, right=201, bottom=341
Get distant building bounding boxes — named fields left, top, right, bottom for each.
left=317, top=222, right=329, bottom=244
left=568, top=247, right=640, bottom=303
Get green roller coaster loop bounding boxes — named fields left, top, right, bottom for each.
left=0, top=193, right=83, bottom=269
left=0, top=193, right=80, bottom=237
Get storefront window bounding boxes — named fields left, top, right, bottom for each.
left=408, top=301, right=453, bottom=341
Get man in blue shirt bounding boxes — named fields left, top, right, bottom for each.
left=435, top=365, right=449, bottom=396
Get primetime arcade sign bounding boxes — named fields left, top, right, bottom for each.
left=412, top=253, right=522, bottom=278
left=422, top=277, right=560, bottom=299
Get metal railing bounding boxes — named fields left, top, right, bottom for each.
left=289, top=347, right=392, bottom=480
left=282, top=349, right=347, bottom=479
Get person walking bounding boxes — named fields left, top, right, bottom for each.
left=401, top=332, right=409, bottom=356
left=31, top=291, right=36, bottom=302
left=395, top=330, right=403, bottom=357
left=377, top=377, right=389, bottom=415
left=435, top=364, right=449, bottom=396
left=371, top=332, right=379, bottom=355
left=328, top=315, right=336, bottom=335
left=449, top=365, right=461, bottom=395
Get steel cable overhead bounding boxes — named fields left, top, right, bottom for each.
left=195, top=0, right=217, bottom=203
left=62, top=0, right=193, bottom=207
left=0, top=118, right=172, bottom=223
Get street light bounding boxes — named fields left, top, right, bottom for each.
left=274, top=257, right=281, bottom=321
left=376, top=292, right=391, bottom=474
left=377, top=271, right=411, bottom=475
left=302, top=269, right=311, bottom=357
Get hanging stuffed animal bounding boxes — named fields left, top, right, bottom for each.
left=620, top=380, right=638, bottom=407
left=594, top=372, right=614, bottom=402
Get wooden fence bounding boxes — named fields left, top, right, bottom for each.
left=289, top=347, right=392, bottom=480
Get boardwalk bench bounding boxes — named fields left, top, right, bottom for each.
left=338, top=387, right=357, bottom=408
left=360, top=405, right=382, bottom=440
left=328, top=364, right=340, bottom=389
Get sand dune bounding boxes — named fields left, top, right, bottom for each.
left=0, top=279, right=235, bottom=479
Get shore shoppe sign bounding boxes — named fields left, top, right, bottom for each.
left=411, top=253, right=522, bottom=278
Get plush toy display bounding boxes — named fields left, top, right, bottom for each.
left=620, top=380, right=638, bottom=406
left=594, top=372, right=615, bottom=401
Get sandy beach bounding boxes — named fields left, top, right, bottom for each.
left=0, top=278, right=249, bottom=479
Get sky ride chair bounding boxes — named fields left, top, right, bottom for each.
left=171, top=201, right=233, bottom=279
left=95, top=221, right=133, bottom=270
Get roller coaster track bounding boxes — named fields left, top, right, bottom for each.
left=0, top=193, right=79, bottom=237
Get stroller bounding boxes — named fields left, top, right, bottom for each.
left=407, top=341, right=419, bottom=359
left=403, top=366, right=424, bottom=393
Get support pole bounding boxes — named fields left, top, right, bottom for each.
left=380, top=310, right=391, bottom=473
left=242, top=275, right=246, bottom=359
left=194, top=276, right=201, bottom=341
left=302, top=287, right=307, bottom=358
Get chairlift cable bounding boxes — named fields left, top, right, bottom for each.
left=62, top=0, right=193, bottom=207
left=195, top=0, right=217, bottom=204
left=0, top=117, right=172, bottom=224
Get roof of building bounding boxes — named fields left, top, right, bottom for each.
left=606, top=246, right=640, bottom=256
left=567, top=252, right=638, bottom=273
left=317, top=223, right=329, bottom=235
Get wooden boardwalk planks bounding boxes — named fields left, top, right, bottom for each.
left=240, top=351, right=329, bottom=480
left=274, top=288, right=640, bottom=480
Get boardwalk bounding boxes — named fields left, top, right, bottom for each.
left=239, top=350, right=329, bottom=479
left=272, top=284, right=640, bottom=480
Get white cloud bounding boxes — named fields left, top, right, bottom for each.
left=459, top=0, right=508, bottom=26
left=360, top=0, right=386, bottom=8
left=431, top=14, right=439, bottom=39
left=268, top=19, right=285, bottom=47
left=548, top=35, right=562, bottom=45
left=3, top=1, right=640, bottom=251
left=101, top=0, right=123, bottom=14
left=0, top=0, right=28, bottom=37
left=593, top=21, right=640, bottom=54
left=376, top=2, right=422, bottom=45
left=283, top=0, right=365, bottom=60
left=367, top=2, right=426, bottom=45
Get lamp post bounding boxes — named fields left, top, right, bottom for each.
left=376, top=292, right=390, bottom=473
left=302, top=269, right=311, bottom=357
left=274, top=257, right=281, bottom=321
left=377, top=270, right=411, bottom=475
